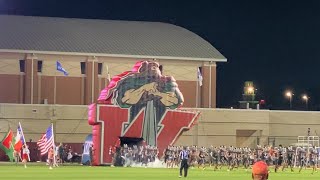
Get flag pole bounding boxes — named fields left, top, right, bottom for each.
left=196, top=78, right=199, bottom=108
left=106, top=64, right=111, bottom=82
left=209, top=65, right=212, bottom=108
left=31, top=57, right=34, bottom=104
left=51, top=123, right=57, bottom=167
left=18, top=122, right=30, bottom=161
left=54, top=71, right=57, bottom=104
left=10, top=140, right=15, bottom=162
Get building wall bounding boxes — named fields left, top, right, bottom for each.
left=268, top=111, right=320, bottom=146
left=175, top=109, right=270, bottom=147
left=0, top=104, right=319, bottom=148
left=176, top=109, right=320, bottom=148
left=0, top=52, right=217, bottom=108
left=0, top=104, right=88, bottom=143
left=0, top=75, right=21, bottom=103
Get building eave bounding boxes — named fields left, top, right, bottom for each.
left=0, top=49, right=227, bottom=62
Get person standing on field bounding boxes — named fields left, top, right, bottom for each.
left=48, top=147, right=54, bottom=170
left=179, top=146, right=190, bottom=178
left=13, top=149, right=21, bottom=166
left=22, top=145, right=30, bottom=168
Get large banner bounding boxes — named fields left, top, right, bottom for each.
left=88, top=61, right=200, bottom=165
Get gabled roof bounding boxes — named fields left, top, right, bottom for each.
left=0, top=15, right=226, bottom=62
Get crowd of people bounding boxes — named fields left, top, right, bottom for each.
left=109, top=144, right=160, bottom=167
left=12, top=142, right=82, bottom=169
left=112, top=144, right=320, bottom=174
left=54, top=143, right=81, bottom=164
left=10, top=142, right=320, bottom=179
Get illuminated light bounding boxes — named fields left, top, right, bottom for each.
left=302, top=95, right=308, bottom=100
left=285, top=91, right=292, bottom=97
left=247, top=87, right=254, bottom=93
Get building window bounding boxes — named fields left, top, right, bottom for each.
left=19, top=60, right=25, bottom=72
left=80, top=62, right=86, bottom=74
left=37, top=60, right=43, bottom=72
left=98, top=63, right=102, bottom=75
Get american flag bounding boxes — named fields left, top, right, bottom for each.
left=37, top=125, right=54, bottom=155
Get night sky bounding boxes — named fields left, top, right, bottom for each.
left=1, top=0, right=320, bottom=110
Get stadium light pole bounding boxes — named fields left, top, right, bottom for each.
left=285, top=91, right=293, bottom=109
left=302, top=94, right=309, bottom=110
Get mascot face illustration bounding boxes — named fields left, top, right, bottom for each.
left=101, top=61, right=184, bottom=146
left=89, top=61, right=199, bottom=165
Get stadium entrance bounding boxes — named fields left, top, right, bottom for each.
left=119, top=137, right=144, bottom=147
left=113, top=137, right=144, bottom=166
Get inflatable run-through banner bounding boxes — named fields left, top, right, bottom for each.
left=88, top=61, right=200, bottom=165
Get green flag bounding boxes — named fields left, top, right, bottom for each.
left=0, top=129, right=14, bottom=161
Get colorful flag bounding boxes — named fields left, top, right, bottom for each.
left=105, top=64, right=111, bottom=81
left=37, top=125, right=54, bottom=155
left=0, top=129, right=14, bottom=161
left=1, top=130, right=13, bottom=149
left=56, top=61, right=69, bottom=76
left=14, top=123, right=25, bottom=151
left=197, top=67, right=203, bottom=86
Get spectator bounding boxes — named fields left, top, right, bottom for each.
left=58, top=143, right=64, bottom=164
left=252, top=161, right=269, bottom=180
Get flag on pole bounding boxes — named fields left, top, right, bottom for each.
left=15, top=122, right=30, bottom=161
left=14, top=124, right=25, bottom=151
left=37, top=125, right=54, bottom=155
left=197, top=67, right=203, bottom=86
left=56, top=61, right=69, bottom=76
left=1, top=130, right=13, bottom=149
left=105, top=64, right=111, bottom=81
left=0, top=129, right=14, bottom=161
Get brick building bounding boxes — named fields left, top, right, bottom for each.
left=0, top=15, right=226, bottom=107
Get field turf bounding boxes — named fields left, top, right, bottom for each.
left=0, top=163, right=319, bottom=180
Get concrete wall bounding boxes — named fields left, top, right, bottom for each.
left=176, top=109, right=320, bottom=148
left=1, top=104, right=320, bottom=148
left=0, top=104, right=89, bottom=143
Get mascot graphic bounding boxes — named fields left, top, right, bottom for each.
left=88, top=61, right=199, bottom=165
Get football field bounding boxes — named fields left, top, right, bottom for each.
left=0, top=163, right=319, bottom=180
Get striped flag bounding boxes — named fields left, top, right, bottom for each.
left=37, top=125, right=54, bottom=155
left=197, top=67, right=203, bottom=86
left=14, top=123, right=25, bottom=151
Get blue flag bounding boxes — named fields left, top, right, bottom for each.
left=56, top=61, right=69, bottom=76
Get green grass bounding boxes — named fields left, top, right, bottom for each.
left=0, top=163, right=319, bottom=180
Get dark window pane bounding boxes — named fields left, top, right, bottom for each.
left=81, top=62, right=86, bottom=74
left=98, top=63, right=102, bottom=75
left=37, top=60, right=43, bottom=72
left=19, top=60, right=25, bottom=72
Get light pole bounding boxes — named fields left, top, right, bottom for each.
left=285, top=91, right=293, bottom=109
left=302, top=94, right=309, bottom=110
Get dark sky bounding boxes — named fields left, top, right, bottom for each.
left=1, top=0, right=320, bottom=110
